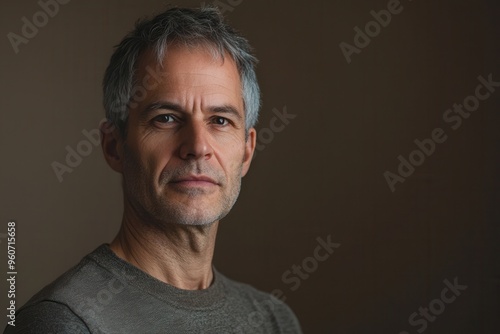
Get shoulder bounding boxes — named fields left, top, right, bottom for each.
left=217, top=271, right=303, bottom=333
left=4, top=301, right=90, bottom=334
left=219, top=271, right=286, bottom=308
left=10, top=245, right=114, bottom=330
left=20, top=245, right=110, bottom=305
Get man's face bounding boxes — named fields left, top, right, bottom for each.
left=110, top=45, right=256, bottom=227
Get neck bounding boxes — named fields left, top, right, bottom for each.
left=109, top=207, right=219, bottom=290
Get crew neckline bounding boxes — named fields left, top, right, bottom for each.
left=86, top=244, right=227, bottom=311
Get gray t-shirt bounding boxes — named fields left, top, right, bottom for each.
left=5, top=245, right=302, bottom=333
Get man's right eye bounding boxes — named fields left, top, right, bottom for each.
left=153, top=114, right=176, bottom=123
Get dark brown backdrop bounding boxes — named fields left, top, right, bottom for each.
left=1, top=0, right=499, bottom=332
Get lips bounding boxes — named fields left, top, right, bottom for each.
left=170, top=175, right=218, bottom=185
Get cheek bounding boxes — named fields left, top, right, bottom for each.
left=220, top=145, right=245, bottom=177
left=125, top=137, right=171, bottom=178
left=143, top=141, right=175, bottom=177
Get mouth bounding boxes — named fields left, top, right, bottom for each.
left=169, top=175, right=219, bottom=187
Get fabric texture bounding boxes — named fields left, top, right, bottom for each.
left=4, top=245, right=302, bottom=334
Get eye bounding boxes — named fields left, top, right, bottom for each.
left=212, top=116, right=229, bottom=126
left=153, top=114, right=176, bottom=124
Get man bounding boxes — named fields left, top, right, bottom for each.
left=5, top=6, right=301, bottom=334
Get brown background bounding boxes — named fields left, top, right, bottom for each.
left=1, top=0, right=499, bottom=333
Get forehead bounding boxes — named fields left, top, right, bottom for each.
left=134, top=44, right=243, bottom=107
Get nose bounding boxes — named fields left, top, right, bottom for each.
left=178, top=120, right=213, bottom=161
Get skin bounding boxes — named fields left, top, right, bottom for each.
left=100, top=44, right=256, bottom=290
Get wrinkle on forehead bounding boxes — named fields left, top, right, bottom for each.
left=133, top=43, right=243, bottom=113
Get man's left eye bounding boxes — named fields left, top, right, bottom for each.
left=213, top=117, right=229, bottom=126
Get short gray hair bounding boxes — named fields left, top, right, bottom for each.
left=103, top=6, right=260, bottom=136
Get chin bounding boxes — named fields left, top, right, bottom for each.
left=154, top=204, right=228, bottom=227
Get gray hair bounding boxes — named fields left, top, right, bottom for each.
left=103, top=6, right=260, bottom=136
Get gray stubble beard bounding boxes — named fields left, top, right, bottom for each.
left=121, top=144, right=243, bottom=228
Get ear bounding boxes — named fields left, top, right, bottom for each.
left=100, top=120, right=124, bottom=173
left=242, top=128, right=256, bottom=177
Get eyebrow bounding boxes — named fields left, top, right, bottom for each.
left=208, top=105, right=243, bottom=120
left=143, top=101, right=243, bottom=120
left=144, top=101, right=184, bottom=114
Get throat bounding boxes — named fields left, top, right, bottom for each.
left=109, top=218, right=219, bottom=290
